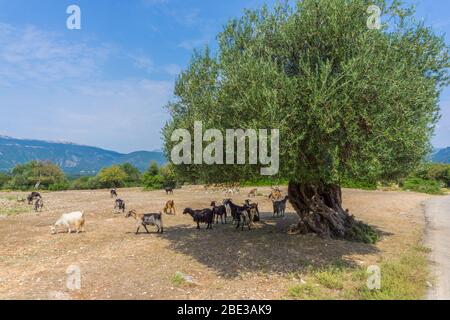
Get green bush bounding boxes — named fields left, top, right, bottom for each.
left=97, top=165, right=128, bottom=188
left=48, top=182, right=70, bottom=191
left=6, top=161, right=67, bottom=190
left=142, top=162, right=177, bottom=190
left=0, top=173, right=11, bottom=189
left=401, top=177, right=443, bottom=195
left=341, top=179, right=377, bottom=191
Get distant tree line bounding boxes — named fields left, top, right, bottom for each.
left=0, top=160, right=448, bottom=195
left=0, top=160, right=178, bottom=191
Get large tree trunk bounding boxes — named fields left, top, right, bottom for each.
left=288, top=181, right=359, bottom=240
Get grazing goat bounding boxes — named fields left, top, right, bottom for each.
left=165, top=187, right=174, bottom=195
left=163, top=200, right=176, bottom=215
left=34, top=198, right=44, bottom=212
left=126, top=210, right=163, bottom=234
left=110, top=189, right=118, bottom=198
left=273, top=196, right=289, bottom=217
left=27, top=192, right=41, bottom=205
left=210, top=201, right=227, bottom=224
left=222, top=199, right=253, bottom=230
left=114, top=199, right=126, bottom=213
left=51, top=211, right=85, bottom=234
left=248, top=188, right=258, bottom=198
left=183, top=208, right=214, bottom=230
left=244, top=199, right=260, bottom=222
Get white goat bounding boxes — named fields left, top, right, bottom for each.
left=51, top=211, right=85, bottom=234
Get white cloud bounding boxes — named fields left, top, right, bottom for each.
left=178, top=35, right=211, bottom=50
left=0, top=23, right=112, bottom=86
left=162, top=63, right=182, bottom=76
left=0, top=22, right=177, bottom=152
left=129, top=53, right=155, bottom=73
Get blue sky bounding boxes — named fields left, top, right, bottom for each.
left=0, top=0, right=449, bottom=153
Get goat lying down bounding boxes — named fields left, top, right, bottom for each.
left=51, top=211, right=85, bottom=234
left=127, top=210, right=164, bottom=234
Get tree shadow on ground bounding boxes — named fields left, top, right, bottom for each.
left=161, top=212, right=385, bottom=278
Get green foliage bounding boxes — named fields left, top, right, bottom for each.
left=97, top=165, right=128, bottom=188
left=142, top=162, right=178, bottom=190
left=120, top=163, right=142, bottom=186
left=6, top=161, right=68, bottom=191
left=341, top=179, right=377, bottom=190
left=346, top=221, right=380, bottom=244
left=401, top=177, right=443, bottom=195
left=69, top=176, right=99, bottom=190
left=413, top=163, right=450, bottom=187
left=170, top=272, right=187, bottom=286
left=163, top=0, right=449, bottom=186
left=0, top=173, right=10, bottom=189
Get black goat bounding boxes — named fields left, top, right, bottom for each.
left=165, top=187, right=174, bottom=195
left=114, top=199, right=126, bottom=213
left=110, top=189, right=118, bottom=198
left=273, top=196, right=289, bottom=217
left=34, top=198, right=44, bottom=212
left=222, top=199, right=253, bottom=231
left=27, top=192, right=41, bottom=205
left=210, top=201, right=227, bottom=224
left=183, top=208, right=214, bottom=230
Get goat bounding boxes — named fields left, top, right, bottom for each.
left=273, top=196, right=289, bottom=217
left=222, top=199, right=253, bottom=230
left=210, top=201, right=227, bottom=224
left=268, top=188, right=282, bottom=202
left=126, top=210, right=163, bottom=234
left=51, top=211, right=85, bottom=234
left=27, top=192, right=41, bottom=205
left=110, top=189, right=118, bottom=198
left=183, top=208, right=214, bottom=230
left=114, top=199, right=126, bottom=213
left=248, top=188, right=258, bottom=198
left=34, top=198, right=44, bottom=212
left=165, top=187, right=174, bottom=195
left=244, top=199, right=260, bottom=222
left=163, top=200, right=176, bottom=215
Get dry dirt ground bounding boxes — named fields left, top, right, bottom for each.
left=0, top=187, right=432, bottom=300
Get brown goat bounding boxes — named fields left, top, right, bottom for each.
left=163, top=200, right=176, bottom=215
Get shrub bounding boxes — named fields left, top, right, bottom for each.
left=97, top=166, right=128, bottom=188
left=401, top=177, right=443, bottom=195
left=48, top=182, right=70, bottom=191
left=0, top=173, right=10, bottom=189
left=6, top=161, right=67, bottom=190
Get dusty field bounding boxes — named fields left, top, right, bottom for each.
left=0, top=187, right=432, bottom=300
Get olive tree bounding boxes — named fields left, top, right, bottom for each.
left=163, top=0, right=449, bottom=241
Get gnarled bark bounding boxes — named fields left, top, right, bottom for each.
left=288, top=181, right=357, bottom=240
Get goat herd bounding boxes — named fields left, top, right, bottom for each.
left=21, top=187, right=290, bottom=235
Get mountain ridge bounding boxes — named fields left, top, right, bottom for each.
left=0, top=136, right=166, bottom=175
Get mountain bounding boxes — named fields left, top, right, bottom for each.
left=0, top=136, right=166, bottom=175
left=432, top=147, right=450, bottom=164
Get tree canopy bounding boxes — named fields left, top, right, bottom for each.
left=163, top=0, right=450, bottom=186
